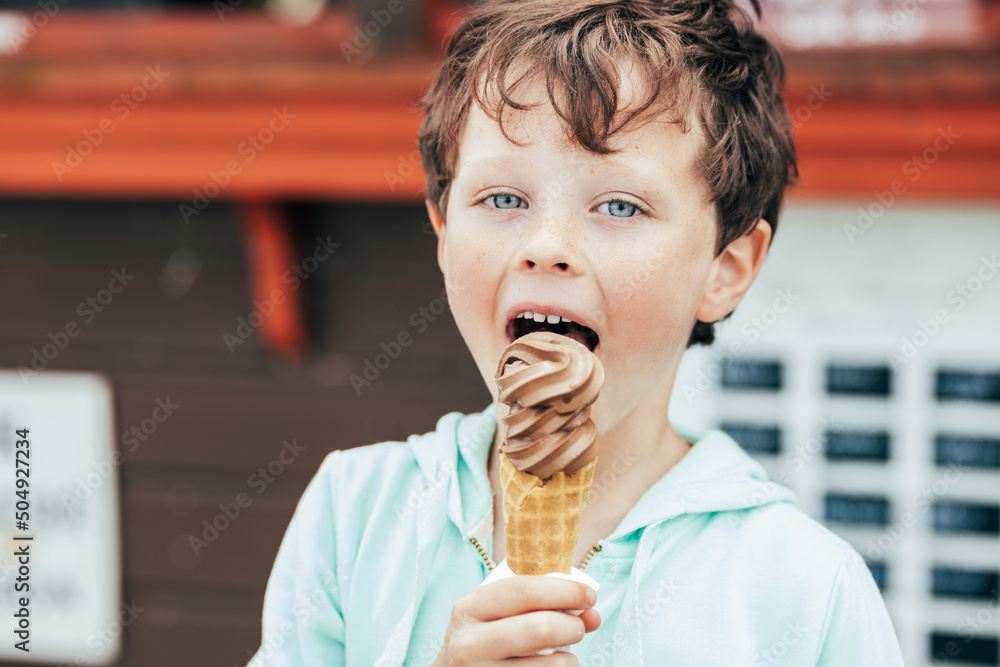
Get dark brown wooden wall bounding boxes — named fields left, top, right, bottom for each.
left=0, top=200, right=491, bottom=666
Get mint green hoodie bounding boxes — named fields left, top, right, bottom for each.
left=250, top=403, right=904, bottom=666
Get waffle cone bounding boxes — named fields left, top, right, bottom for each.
left=499, top=452, right=597, bottom=575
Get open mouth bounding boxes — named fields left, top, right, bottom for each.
left=505, top=311, right=600, bottom=352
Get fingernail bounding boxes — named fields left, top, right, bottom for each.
left=586, top=586, right=596, bottom=606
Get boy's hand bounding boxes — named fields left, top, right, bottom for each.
left=431, top=575, right=601, bottom=665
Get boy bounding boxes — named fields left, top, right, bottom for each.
left=252, top=0, right=906, bottom=664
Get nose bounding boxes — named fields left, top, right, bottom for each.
left=514, top=217, right=583, bottom=276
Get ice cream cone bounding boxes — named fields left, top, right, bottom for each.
left=500, top=451, right=597, bottom=575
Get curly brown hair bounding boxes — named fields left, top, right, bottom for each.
left=416, top=0, right=799, bottom=347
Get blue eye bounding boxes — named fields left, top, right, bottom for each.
left=604, top=200, right=639, bottom=218
left=492, top=194, right=523, bottom=209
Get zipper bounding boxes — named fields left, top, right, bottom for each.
left=469, top=535, right=496, bottom=572
left=470, top=537, right=603, bottom=574
left=578, top=542, right=603, bottom=572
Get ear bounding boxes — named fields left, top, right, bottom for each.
left=425, top=199, right=447, bottom=274
left=695, top=219, right=772, bottom=324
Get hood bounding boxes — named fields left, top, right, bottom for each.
left=403, top=402, right=799, bottom=665
left=408, top=401, right=797, bottom=553
left=408, top=403, right=499, bottom=545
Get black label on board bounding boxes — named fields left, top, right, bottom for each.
left=824, top=493, right=889, bottom=526
left=930, top=633, right=999, bottom=665
left=825, top=430, right=890, bottom=461
left=721, top=423, right=781, bottom=454
left=935, top=435, right=1000, bottom=469
left=826, top=364, right=891, bottom=396
left=721, top=360, right=782, bottom=391
left=934, top=502, right=1000, bottom=535
left=936, top=370, right=1000, bottom=402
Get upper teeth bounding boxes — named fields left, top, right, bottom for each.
left=518, top=311, right=571, bottom=324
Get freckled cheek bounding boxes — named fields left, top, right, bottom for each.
left=443, top=235, right=499, bottom=340
left=600, top=253, right=700, bottom=358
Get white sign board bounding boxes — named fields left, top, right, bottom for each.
left=0, top=371, right=121, bottom=665
left=670, top=204, right=1000, bottom=667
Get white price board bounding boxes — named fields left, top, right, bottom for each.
left=0, top=371, right=121, bottom=665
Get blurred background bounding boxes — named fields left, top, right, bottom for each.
left=0, top=0, right=996, bottom=665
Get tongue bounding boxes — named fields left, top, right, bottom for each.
left=563, top=329, right=589, bottom=348
left=513, top=322, right=594, bottom=351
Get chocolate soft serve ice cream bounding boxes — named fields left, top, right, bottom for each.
left=496, top=331, right=604, bottom=479
left=494, top=330, right=605, bottom=575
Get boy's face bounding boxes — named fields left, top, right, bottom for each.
left=428, top=70, right=765, bottom=433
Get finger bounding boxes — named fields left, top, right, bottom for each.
left=471, top=576, right=595, bottom=621
left=579, top=608, right=601, bottom=633
left=504, top=651, right=579, bottom=666
left=474, top=610, right=586, bottom=658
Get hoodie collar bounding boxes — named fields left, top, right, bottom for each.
left=407, top=403, right=497, bottom=541
left=606, top=424, right=798, bottom=540
left=409, top=403, right=798, bottom=544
